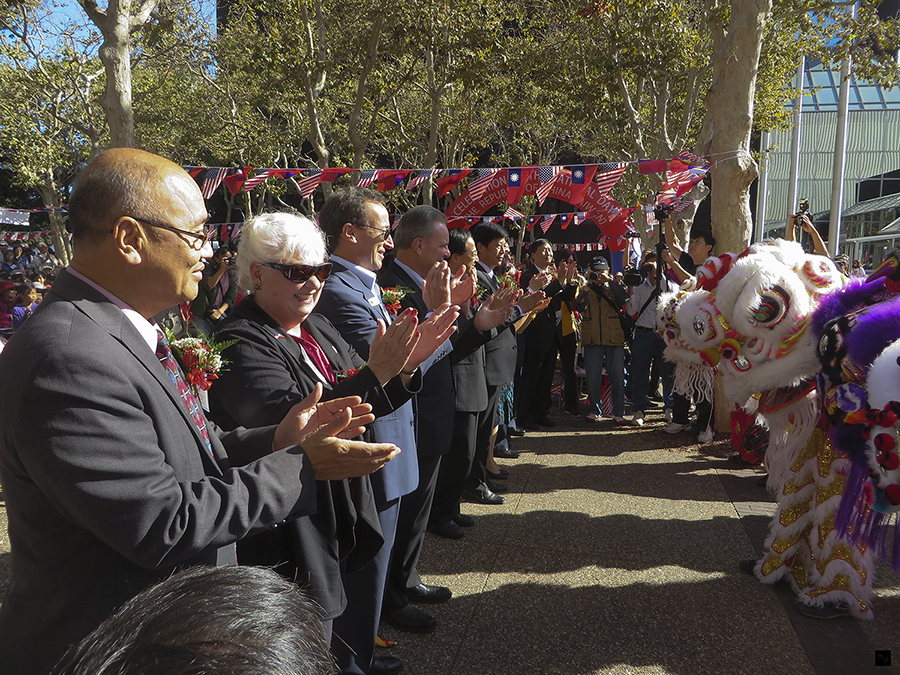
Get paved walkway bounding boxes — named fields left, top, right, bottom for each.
left=380, top=405, right=900, bottom=675
left=0, top=405, right=897, bottom=673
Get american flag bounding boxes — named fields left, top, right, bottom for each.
left=675, top=149, right=708, bottom=167
left=660, top=164, right=708, bottom=204
left=503, top=206, right=525, bottom=221
left=295, top=169, right=324, bottom=198
left=242, top=169, right=272, bottom=192
left=200, top=167, right=227, bottom=200
left=594, top=163, right=627, bottom=198
left=466, top=168, right=499, bottom=200
left=535, top=165, right=562, bottom=206
left=407, top=169, right=438, bottom=190
left=354, top=169, right=378, bottom=188
left=540, top=214, right=556, bottom=233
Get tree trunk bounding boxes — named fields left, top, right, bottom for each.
left=78, top=0, right=158, bottom=149
left=697, top=0, right=771, bottom=254
left=41, top=169, right=71, bottom=265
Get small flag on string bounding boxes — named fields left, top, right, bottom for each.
left=507, top=166, right=536, bottom=205
left=559, top=213, right=571, bottom=230
left=355, top=169, right=378, bottom=188
left=594, top=163, right=627, bottom=198
left=222, top=169, right=246, bottom=195
left=535, top=166, right=562, bottom=206
left=638, top=159, right=668, bottom=174
left=200, top=167, right=227, bottom=200
left=376, top=170, right=411, bottom=192
left=504, top=206, right=525, bottom=221
left=526, top=215, right=539, bottom=231
left=436, top=169, right=472, bottom=198
left=407, top=169, right=439, bottom=190
left=295, top=169, right=324, bottom=198
left=242, top=169, right=272, bottom=192
left=568, top=164, right=598, bottom=205
left=467, top=168, right=499, bottom=200
left=540, top=214, right=556, bottom=233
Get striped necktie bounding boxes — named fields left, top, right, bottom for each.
left=156, top=332, right=214, bottom=458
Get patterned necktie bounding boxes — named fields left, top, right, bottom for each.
left=291, top=328, right=336, bottom=385
left=156, top=332, right=214, bottom=459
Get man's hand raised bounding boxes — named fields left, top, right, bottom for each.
left=407, top=302, right=458, bottom=370
left=367, top=310, right=419, bottom=384
left=449, top=265, right=476, bottom=305
left=474, top=292, right=515, bottom=331
left=518, top=289, right=547, bottom=314
left=422, top=261, right=450, bottom=310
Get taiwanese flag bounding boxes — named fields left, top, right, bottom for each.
left=184, top=166, right=204, bottom=178
left=507, top=166, right=536, bottom=205
left=559, top=213, right=571, bottom=231
left=526, top=215, right=539, bottom=231
left=568, top=165, right=597, bottom=205
left=376, top=169, right=411, bottom=192
left=436, top=169, right=472, bottom=198
left=222, top=169, right=246, bottom=195
left=638, top=159, right=668, bottom=174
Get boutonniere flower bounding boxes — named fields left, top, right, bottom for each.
left=470, top=283, right=491, bottom=310
left=335, top=367, right=362, bottom=381
left=380, top=286, right=413, bottom=316
left=497, top=268, right=521, bottom=291
left=164, top=327, right=238, bottom=393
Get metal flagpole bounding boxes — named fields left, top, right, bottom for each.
left=827, top=3, right=857, bottom=257
left=787, top=57, right=806, bottom=227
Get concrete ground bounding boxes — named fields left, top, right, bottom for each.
left=0, top=404, right=897, bottom=674
left=378, top=404, right=900, bottom=675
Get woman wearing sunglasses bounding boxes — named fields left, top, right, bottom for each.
left=206, top=212, right=427, bottom=646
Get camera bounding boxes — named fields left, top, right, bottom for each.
left=797, top=198, right=809, bottom=215
left=623, top=266, right=643, bottom=286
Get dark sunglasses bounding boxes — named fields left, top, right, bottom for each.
left=262, top=262, right=332, bottom=283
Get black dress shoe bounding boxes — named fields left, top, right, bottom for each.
left=453, top=513, right=475, bottom=527
left=508, top=426, right=526, bottom=437
left=371, top=656, right=404, bottom=675
left=428, top=519, right=464, bottom=540
left=486, top=478, right=508, bottom=493
left=463, top=486, right=505, bottom=505
left=535, top=416, right=556, bottom=427
left=494, top=446, right=520, bottom=459
left=487, top=468, right=509, bottom=480
left=407, top=583, right=452, bottom=604
left=382, top=604, right=437, bottom=633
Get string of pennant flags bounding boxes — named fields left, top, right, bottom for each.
left=183, top=149, right=710, bottom=209
left=1, top=230, right=56, bottom=241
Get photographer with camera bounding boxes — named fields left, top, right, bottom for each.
left=191, top=243, right=237, bottom=336
left=624, top=252, right=676, bottom=427
left=577, top=256, right=629, bottom=424
left=785, top=203, right=829, bottom=257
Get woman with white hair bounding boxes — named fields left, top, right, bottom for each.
left=207, top=212, right=426, bottom=645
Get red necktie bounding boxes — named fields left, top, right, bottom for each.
left=291, top=328, right=336, bottom=385
left=156, top=332, right=214, bottom=458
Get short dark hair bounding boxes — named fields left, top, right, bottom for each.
left=67, top=151, right=164, bottom=247
left=471, top=222, right=508, bottom=248
left=448, top=227, right=473, bottom=256
left=692, top=232, right=716, bottom=248
left=51, top=566, right=336, bottom=675
left=554, top=247, right=574, bottom=265
left=394, top=205, right=446, bottom=250
left=317, top=187, right=385, bottom=252
left=529, top=238, right=552, bottom=256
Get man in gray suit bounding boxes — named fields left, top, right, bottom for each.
left=315, top=188, right=457, bottom=673
left=0, top=149, right=398, bottom=675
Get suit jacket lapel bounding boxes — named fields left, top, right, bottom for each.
left=53, top=271, right=226, bottom=475
left=382, top=261, right=427, bottom=316
left=330, top=262, right=388, bottom=323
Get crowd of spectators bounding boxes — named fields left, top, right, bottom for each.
left=2, top=160, right=872, bottom=673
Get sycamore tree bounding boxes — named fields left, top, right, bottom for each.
left=0, top=2, right=108, bottom=262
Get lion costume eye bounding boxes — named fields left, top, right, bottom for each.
left=750, top=284, right=791, bottom=329
left=691, top=309, right=718, bottom=343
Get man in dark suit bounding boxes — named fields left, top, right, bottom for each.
left=0, top=149, right=397, bottom=675
left=516, top=239, right=578, bottom=430
left=377, top=205, right=512, bottom=633
left=315, top=188, right=457, bottom=673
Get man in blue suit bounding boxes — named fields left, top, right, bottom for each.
left=315, top=189, right=457, bottom=674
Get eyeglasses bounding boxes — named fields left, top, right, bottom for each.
left=127, top=216, right=216, bottom=250
left=262, top=262, right=333, bottom=283
left=357, top=224, right=392, bottom=242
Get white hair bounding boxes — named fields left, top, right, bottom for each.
left=235, top=212, right=328, bottom=291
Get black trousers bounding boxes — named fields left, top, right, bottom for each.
left=383, top=453, right=441, bottom=612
